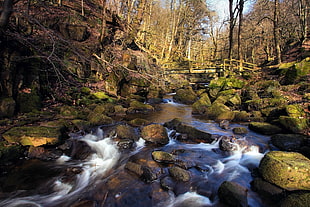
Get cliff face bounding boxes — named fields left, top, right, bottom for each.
left=0, top=0, right=161, bottom=117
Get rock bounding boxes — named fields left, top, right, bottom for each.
left=128, top=118, right=151, bottom=126
left=125, top=161, right=157, bottom=183
left=173, top=88, right=197, bottom=104
left=0, top=144, right=26, bottom=165
left=116, top=124, right=139, bottom=141
left=259, top=151, right=310, bottom=191
left=160, top=176, right=176, bottom=191
left=164, top=118, right=214, bottom=143
left=280, top=192, right=310, bottom=207
left=218, top=181, right=248, bottom=207
left=117, top=139, right=134, bottom=150
left=152, top=151, right=175, bottom=163
left=127, top=100, right=154, bottom=113
left=271, top=134, right=306, bottom=151
left=219, top=120, right=230, bottom=129
left=219, top=136, right=250, bottom=152
left=114, top=105, right=127, bottom=116
left=168, top=166, right=190, bottom=182
left=233, top=111, right=251, bottom=122
left=0, top=97, right=15, bottom=118
left=248, top=122, right=282, bottom=135
left=69, top=140, right=93, bottom=160
left=58, top=24, right=89, bottom=41
left=279, top=116, right=309, bottom=134
left=17, top=90, right=41, bottom=113
left=203, top=102, right=232, bottom=120
left=216, top=111, right=235, bottom=121
left=2, top=126, right=62, bottom=147
left=59, top=105, right=79, bottom=119
left=27, top=146, right=62, bottom=161
left=87, top=113, right=113, bottom=126
left=141, top=124, right=169, bottom=145
left=251, top=178, right=285, bottom=202
left=192, top=93, right=211, bottom=114
left=233, top=127, right=248, bottom=134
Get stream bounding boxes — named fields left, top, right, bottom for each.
left=0, top=95, right=272, bottom=207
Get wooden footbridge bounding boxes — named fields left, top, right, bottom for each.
left=162, top=59, right=260, bottom=76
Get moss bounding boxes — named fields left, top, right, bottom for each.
left=259, top=151, right=310, bottom=191
left=233, top=111, right=251, bottom=122
left=192, top=93, right=211, bottom=114
left=128, top=100, right=154, bottom=113
left=152, top=151, right=175, bottom=163
left=87, top=113, right=113, bottom=126
left=80, top=87, right=91, bottom=95
left=2, top=126, right=62, bottom=147
left=204, top=103, right=231, bottom=120
left=59, top=105, right=79, bottom=118
left=128, top=118, right=151, bottom=126
left=17, top=91, right=41, bottom=113
left=281, top=193, right=310, bottom=207
left=248, top=122, right=282, bottom=135
left=91, top=91, right=110, bottom=100
left=279, top=116, right=309, bottom=134
left=285, top=104, right=305, bottom=118
left=173, top=88, right=197, bottom=104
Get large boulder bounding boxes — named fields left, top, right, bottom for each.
left=218, top=181, right=248, bottom=207
left=259, top=151, right=310, bottom=191
left=271, top=134, right=306, bottom=151
left=279, top=104, right=309, bottom=134
left=204, top=102, right=232, bottom=120
left=0, top=97, right=15, bottom=118
left=2, top=126, right=63, bottom=147
left=141, top=124, right=169, bottom=145
left=248, top=122, right=282, bottom=135
left=115, top=124, right=139, bottom=141
left=192, top=93, right=211, bottom=114
left=173, top=87, right=197, bottom=104
left=280, top=192, right=310, bottom=207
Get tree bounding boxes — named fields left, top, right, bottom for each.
left=0, top=0, right=13, bottom=28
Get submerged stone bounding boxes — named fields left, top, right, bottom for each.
left=259, top=151, right=310, bottom=191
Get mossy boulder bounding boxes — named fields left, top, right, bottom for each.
left=218, top=181, right=248, bottom=207
left=2, top=126, right=63, bottom=147
left=59, top=105, right=79, bottom=118
left=233, top=127, right=248, bottom=134
left=141, top=124, right=169, bottom=145
left=248, top=122, right=282, bottom=135
left=0, top=97, right=15, bottom=118
left=280, top=193, right=310, bottom=207
left=17, top=91, right=41, bottom=113
left=192, top=93, right=211, bottom=114
left=271, top=134, right=306, bottom=151
left=87, top=114, right=113, bottom=126
left=259, top=151, right=310, bottom=191
left=128, top=118, right=151, bottom=127
left=0, top=143, right=26, bottom=165
left=279, top=104, right=309, bottom=133
left=279, top=58, right=310, bottom=84
left=115, top=124, right=139, bottom=141
left=152, top=151, right=175, bottom=163
left=233, top=111, right=251, bottom=122
left=173, top=88, right=197, bottom=104
left=204, top=102, right=231, bottom=120
left=168, top=166, right=190, bottom=182
left=127, top=100, right=154, bottom=113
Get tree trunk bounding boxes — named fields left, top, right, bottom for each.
left=0, top=0, right=13, bottom=28
left=237, top=0, right=244, bottom=60
left=273, top=0, right=281, bottom=64
left=228, top=0, right=234, bottom=59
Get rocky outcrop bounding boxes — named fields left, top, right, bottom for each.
left=259, top=151, right=310, bottom=191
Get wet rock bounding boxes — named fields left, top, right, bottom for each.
left=218, top=181, right=248, bottom=207
left=117, top=139, right=134, bottom=150
left=248, top=122, right=282, bottom=135
left=251, top=178, right=285, bottom=202
left=219, top=136, right=239, bottom=151
left=141, top=124, right=169, bottom=145
left=164, top=119, right=214, bottom=143
left=160, top=176, right=176, bottom=191
left=233, top=111, right=251, bottom=122
left=116, top=124, right=139, bottom=141
left=233, top=127, right=248, bottom=134
left=27, top=146, right=62, bottom=161
left=280, top=192, right=310, bottom=207
left=259, top=151, right=310, bottom=191
left=128, top=118, right=151, bottom=126
left=192, top=93, right=211, bottom=114
left=204, top=102, right=231, bottom=120
left=152, top=151, right=175, bottom=163
left=2, top=126, right=62, bottom=147
left=125, top=161, right=158, bottom=183
left=70, top=140, right=93, bottom=160
left=271, top=134, right=306, bottom=151
left=0, top=97, right=15, bottom=118
left=0, top=144, right=26, bottom=165
left=219, top=120, right=230, bottom=129
left=173, top=87, right=197, bottom=104
left=169, top=166, right=190, bottom=182
left=127, top=100, right=154, bottom=113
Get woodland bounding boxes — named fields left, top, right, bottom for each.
left=0, top=0, right=309, bottom=206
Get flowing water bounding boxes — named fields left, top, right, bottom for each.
left=0, top=95, right=272, bottom=207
